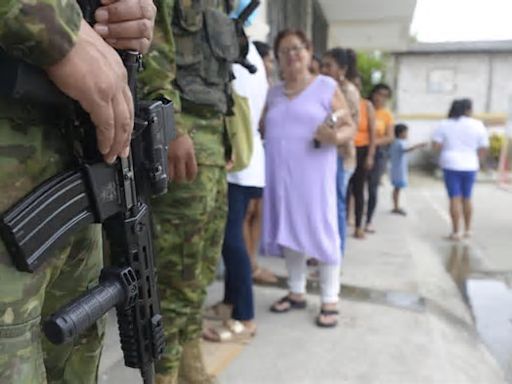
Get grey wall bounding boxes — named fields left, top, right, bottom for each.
left=266, top=0, right=327, bottom=55
left=394, top=52, right=512, bottom=116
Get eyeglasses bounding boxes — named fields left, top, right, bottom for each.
left=278, top=45, right=306, bottom=56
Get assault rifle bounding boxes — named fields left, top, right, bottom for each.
left=233, top=0, right=261, bottom=74
left=0, top=4, right=173, bottom=384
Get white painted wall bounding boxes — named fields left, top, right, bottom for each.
left=490, top=55, right=512, bottom=114
left=320, top=0, right=417, bottom=50
left=395, top=53, right=512, bottom=116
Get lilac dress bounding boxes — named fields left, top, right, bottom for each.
left=261, top=75, right=341, bottom=265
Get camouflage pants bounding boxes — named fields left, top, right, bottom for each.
left=0, top=225, right=105, bottom=384
left=152, top=165, right=227, bottom=376
left=0, top=111, right=105, bottom=384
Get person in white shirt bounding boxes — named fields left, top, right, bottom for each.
left=432, top=98, right=489, bottom=240
left=241, top=41, right=278, bottom=284
left=203, top=40, right=269, bottom=341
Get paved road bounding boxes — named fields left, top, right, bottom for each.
left=99, top=173, right=512, bottom=384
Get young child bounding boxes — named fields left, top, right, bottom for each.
left=389, top=124, right=427, bottom=215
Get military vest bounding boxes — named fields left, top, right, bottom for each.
left=173, top=0, right=239, bottom=114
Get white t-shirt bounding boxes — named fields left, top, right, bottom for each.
left=432, top=116, right=489, bottom=171
left=227, top=41, right=268, bottom=187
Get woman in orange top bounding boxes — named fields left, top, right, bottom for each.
left=366, top=83, right=394, bottom=233
left=350, top=90, right=376, bottom=238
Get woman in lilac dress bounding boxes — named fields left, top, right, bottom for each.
left=261, top=29, right=355, bottom=327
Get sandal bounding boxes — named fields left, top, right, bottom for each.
left=270, top=295, right=307, bottom=313
left=225, top=319, right=257, bottom=341
left=202, top=325, right=233, bottom=342
left=315, top=308, right=339, bottom=328
left=203, top=320, right=256, bottom=343
left=252, top=266, right=278, bottom=284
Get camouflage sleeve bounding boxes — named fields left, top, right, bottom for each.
left=139, top=0, right=182, bottom=118
left=0, top=0, right=82, bottom=67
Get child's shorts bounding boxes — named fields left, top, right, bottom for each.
left=392, top=180, right=407, bottom=189
left=442, top=169, right=477, bottom=198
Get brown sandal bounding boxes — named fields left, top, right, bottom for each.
left=203, top=320, right=256, bottom=343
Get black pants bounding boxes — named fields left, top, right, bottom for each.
left=366, top=148, right=387, bottom=225
left=350, top=146, right=369, bottom=228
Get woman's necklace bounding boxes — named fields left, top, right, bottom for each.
left=283, top=74, right=312, bottom=97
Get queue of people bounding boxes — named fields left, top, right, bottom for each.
left=204, top=25, right=491, bottom=349
left=202, top=25, right=398, bottom=340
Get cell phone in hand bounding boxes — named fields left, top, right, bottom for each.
left=313, top=113, right=338, bottom=148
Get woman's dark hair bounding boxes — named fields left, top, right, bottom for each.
left=324, top=47, right=359, bottom=81
left=273, top=29, right=312, bottom=59
left=394, top=123, right=408, bottom=138
left=369, top=83, right=392, bottom=102
left=448, top=98, right=472, bottom=119
left=345, top=49, right=359, bottom=81
left=325, top=47, right=348, bottom=68
left=253, top=41, right=271, bottom=59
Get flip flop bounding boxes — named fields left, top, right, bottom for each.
left=270, top=295, right=307, bottom=313
left=316, top=308, right=339, bottom=328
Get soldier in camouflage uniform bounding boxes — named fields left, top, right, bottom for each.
left=147, top=1, right=247, bottom=383
left=0, top=1, right=156, bottom=382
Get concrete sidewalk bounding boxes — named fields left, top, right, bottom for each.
left=99, top=175, right=510, bottom=383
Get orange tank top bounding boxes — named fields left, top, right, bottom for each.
left=354, top=99, right=369, bottom=147
left=375, top=108, right=394, bottom=139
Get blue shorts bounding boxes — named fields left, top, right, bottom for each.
left=392, top=180, right=407, bottom=189
left=443, top=169, right=477, bottom=198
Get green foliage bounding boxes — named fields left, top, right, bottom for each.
left=356, top=51, right=388, bottom=98
left=489, top=132, right=506, bottom=159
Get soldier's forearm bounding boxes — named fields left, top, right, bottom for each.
left=0, top=0, right=82, bottom=67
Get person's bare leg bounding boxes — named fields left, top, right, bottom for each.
left=392, top=187, right=399, bottom=211
left=245, top=198, right=277, bottom=283
left=346, top=194, right=354, bottom=226
left=449, top=197, right=462, bottom=239
left=462, top=198, right=473, bottom=237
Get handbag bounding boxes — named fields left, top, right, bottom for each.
left=225, top=90, right=253, bottom=172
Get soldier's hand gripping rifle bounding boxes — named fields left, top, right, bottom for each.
left=0, top=4, right=174, bottom=384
